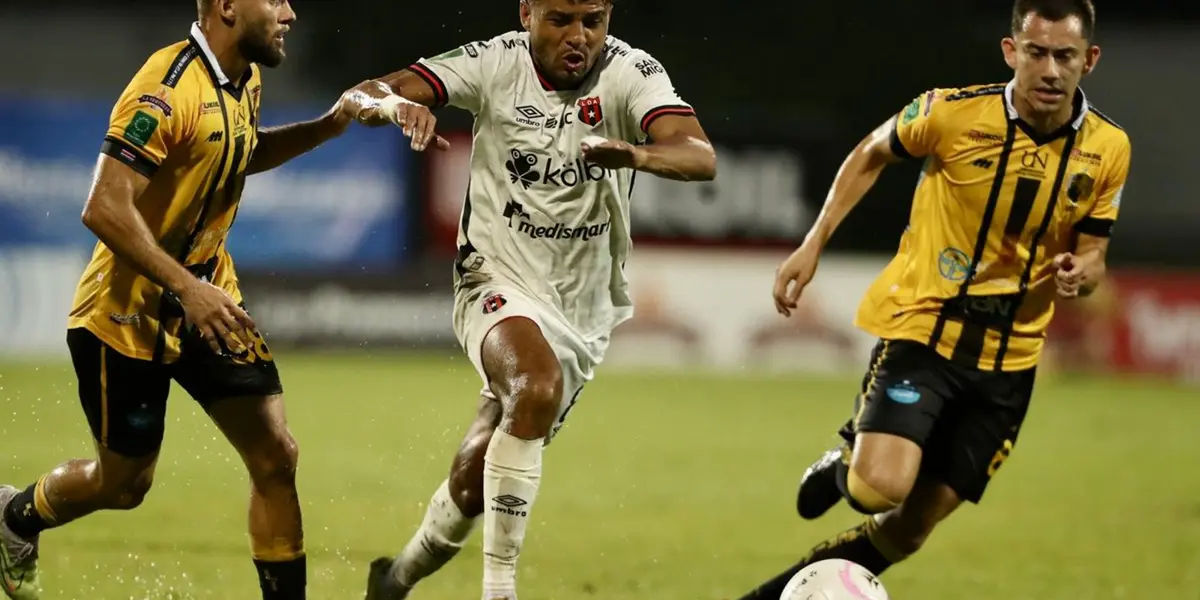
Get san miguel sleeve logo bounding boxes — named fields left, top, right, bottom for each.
left=577, top=96, right=604, bottom=127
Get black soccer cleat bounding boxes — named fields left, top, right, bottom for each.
left=795, top=443, right=849, bottom=520
left=364, top=557, right=409, bottom=600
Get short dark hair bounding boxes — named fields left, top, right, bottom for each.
left=1012, top=0, right=1096, bottom=40
left=524, top=0, right=615, bottom=5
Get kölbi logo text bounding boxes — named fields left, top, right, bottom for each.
left=491, top=494, right=528, bottom=517
left=506, top=148, right=613, bottom=189
left=503, top=200, right=611, bottom=242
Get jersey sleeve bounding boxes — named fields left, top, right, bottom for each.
left=101, top=65, right=191, bottom=179
left=621, top=52, right=695, bottom=136
left=407, top=41, right=493, bottom=113
left=889, top=89, right=945, bottom=160
left=1074, top=136, right=1131, bottom=238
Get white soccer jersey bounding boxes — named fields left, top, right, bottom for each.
left=409, top=31, right=694, bottom=341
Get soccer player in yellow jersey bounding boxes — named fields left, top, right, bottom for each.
left=739, top=0, right=1129, bottom=596
left=0, top=2, right=445, bottom=599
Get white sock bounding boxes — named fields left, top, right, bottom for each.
left=481, top=430, right=543, bottom=599
left=389, top=479, right=478, bottom=589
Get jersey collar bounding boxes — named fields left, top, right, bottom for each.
left=189, top=22, right=251, bottom=96
left=1003, top=79, right=1089, bottom=144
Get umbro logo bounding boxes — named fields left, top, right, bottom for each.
left=493, top=494, right=527, bottom=508
left=206, top=130, right=224, bottom=143
left=490, top=494, right=529, bottom=517
left=971, top=158, right=993, bottom=169
left=515, top=104, right=545, bottom=127
left=506, top=149, right=539, bottom=189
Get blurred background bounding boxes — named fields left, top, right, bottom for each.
left=1, top=3, right=1198, bottom=600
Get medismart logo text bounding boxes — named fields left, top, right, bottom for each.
left=503, top=200, right=610, bottom=242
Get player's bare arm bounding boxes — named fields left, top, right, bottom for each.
left=373, top=68, right=441, bottom=108
left=581, top=114, right=716, bottom=181
left=248, top=80, right=447, bottom=174
left=81, top=157, right=254, bottom=352
left=772, top=116, right=899, bottom=316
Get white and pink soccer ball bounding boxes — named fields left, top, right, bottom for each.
left=780, top=559, right=890, bottom=600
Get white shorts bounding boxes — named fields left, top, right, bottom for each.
left=453, top=283, right=608, bottom=442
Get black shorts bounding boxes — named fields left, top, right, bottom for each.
left=67, top=324, right=283, bottom=458
left=838, top=338, right=1035, bottom=504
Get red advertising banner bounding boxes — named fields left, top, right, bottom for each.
left=1050, top=271, right=1200, bottom=380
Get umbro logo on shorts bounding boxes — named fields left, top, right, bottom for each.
left=482, top=294, right=507, bottom=314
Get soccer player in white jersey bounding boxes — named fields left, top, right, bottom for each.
left=358, top=1, right=716, bottom=598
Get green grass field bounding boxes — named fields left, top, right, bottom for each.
left=2, top=352, right=1199, bottom=600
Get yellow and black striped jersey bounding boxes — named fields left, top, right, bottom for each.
left=855, top=81, right=1131, bottom=372
left=69, top=23, right=262, bottom=362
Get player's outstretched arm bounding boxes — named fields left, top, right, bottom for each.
left=803, top=116, right=900, bottom=252
left=372, top=68, right=443, bottom=108
left=772, top=116, right=900, bottom=316
left=247, top=80, right=448, bottom=174
left=621, top=114, right=717, bottom=181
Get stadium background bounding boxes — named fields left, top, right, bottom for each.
left=1, top=3, right=1198, bottom=599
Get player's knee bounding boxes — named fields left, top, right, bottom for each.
left=502, top=370, right=563, bottom=436
left=98, top=470, right=155, bottom=511
left=847, top=467, right=907, bottom=514
left=246, top=431, right=300, bottom=488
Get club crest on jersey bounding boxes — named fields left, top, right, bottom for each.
left=482, top=294, right=508, bottom=314
left=577, top=96, right=604, bottom=127
left=1066, top=172, right=1095, bottom=204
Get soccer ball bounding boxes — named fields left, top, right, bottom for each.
left=780, top=559, right=889, bottom=600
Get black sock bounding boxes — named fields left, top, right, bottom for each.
left=834, top=459, right=875, bottom=515
left=3, top=482, right=55, bottom=540
left=254, top=555, right=307, bottom=600
left=737, top=520, right=896, bottom=600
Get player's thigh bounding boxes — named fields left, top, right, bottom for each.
left=172, top=315, right=283, bottom=408
left=171, top=319, right=291, bottom=470
left=458, top=287, right=564, bottom=409
left=67, top=328, right=172, bottom=460
left=922, top=366, right=1036, bottom=504
left=847, top=339, right=956, bottom=481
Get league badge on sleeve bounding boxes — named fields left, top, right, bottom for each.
left=123, top=110, right=160, bottom=147
left=577, top=96, right=604, bottom=127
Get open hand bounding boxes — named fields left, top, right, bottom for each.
left=333, top=80, right=450, bottom=152
left=178, top=280, right=256, bottom=355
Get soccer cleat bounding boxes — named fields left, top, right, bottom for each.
left=0, top=486, right=41, bottom=600
left=795, top=444, right=849, bottom=520
left=364, top=557, right=410, bottom=600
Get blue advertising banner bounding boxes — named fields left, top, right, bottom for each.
left=0, top=96, right=410, bottom=269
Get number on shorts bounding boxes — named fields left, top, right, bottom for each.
left=987, top=438, right=1014, bottom=477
